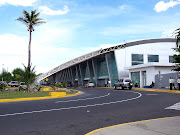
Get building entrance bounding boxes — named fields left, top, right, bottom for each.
left=131, top=71, right=140, bottom=88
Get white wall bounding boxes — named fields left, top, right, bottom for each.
left=115, top=42, right=176, bottom=79
left=129, top=66, right=174, bottom=87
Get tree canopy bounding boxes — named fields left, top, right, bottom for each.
left=172, top=28, right=180, bottom=71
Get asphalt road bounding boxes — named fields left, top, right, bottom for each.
left=0, top=87, right=180, bottom=135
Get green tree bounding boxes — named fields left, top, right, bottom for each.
left=0, top=71, right=13, bottom=82
left=23, top=65, right=36, bottom=92
left=12, top=68, right=25, bottom=82
left=16, top=10, right=46, bottom=67
left=173, top=28, right=180, bottom=47
left=172, top=28, right=180, bottom=71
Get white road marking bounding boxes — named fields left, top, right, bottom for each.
left=0, top=91, right=142, bottom=117
left=165, top=102, right=180, bottom=110
left=55, top=93, right=110, bottom=103
left=146, top=94, right=158, bottom=96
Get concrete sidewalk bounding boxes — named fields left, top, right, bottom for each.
left=86, top=116, right=180, bottom=135
left=99, top=87, right=180, bottom=94
left=134, top=88, right=180, bottom=94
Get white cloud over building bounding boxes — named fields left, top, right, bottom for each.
left=154, top=0, right=180, bottom=12
left=0, top=0, right=37, bottom=6
left=39, top=5, right=69, bottom=15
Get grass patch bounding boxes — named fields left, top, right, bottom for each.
left=0, top=90, right=78, bottom=99
left=0, top=91, right=50, bottom=99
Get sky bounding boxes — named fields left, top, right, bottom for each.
left=0, top=0, right=180, bottom=74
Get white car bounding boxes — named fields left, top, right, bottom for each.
left=114, top=78, right=133, bottom=90
left=19, top=82, right=27, bottom=90
left=85, top=82, right=95, bottom=88
left=8, top=81, right=19, bottom=87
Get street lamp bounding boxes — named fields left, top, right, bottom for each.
left=2, top=64, right=4, bottom=81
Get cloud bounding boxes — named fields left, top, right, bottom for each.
left=0, top=34, right=28, bottom=73
left=100, top=24, right=162, bottom=36
left=39, top=5, right=69, bottom=15
left=161, top=29, right=175, bottom=37
left=0, top=33, right=72, bottom=74
left=0, top=0, right=37, bottom=6
left=119, top=4, right=128, bottom=10
left=154, top=0, right=180, bottom=12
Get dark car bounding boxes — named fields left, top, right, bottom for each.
left=114, top=78, right=133, bottom=90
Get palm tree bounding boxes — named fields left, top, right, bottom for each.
left=16, top=10, right=46, bottom=67
left=173, top=28, right=180, bottom=48
left=23, top=64, right=36, bottom=92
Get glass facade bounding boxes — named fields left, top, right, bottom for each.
left=106, top=52, right=118, bottom=78
left=72, top=66, right=78, bottom=81
left=148, top=55, right=159, bottom=62
left=96, top=56, right=108, bottom=79
left=81, top=62, right=90, bottom=80
left=169, top=56, right=175, bottom=63
left=77, top=66, right=82, bottom=85
left=132, top=54, right=143, bottom=66
left=88, top=60, right=95, bottom=80
left=131, top=72, right=140, bottom=88
left=50, top=52, right=118, bottom=87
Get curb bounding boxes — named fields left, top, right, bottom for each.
left=85, top=116, right=180, bottom=135
left=134, top=88, right=180, bottom=93
left=97, top=87, right=180, bottom=94
left=0, top=91, right=82, bottom=103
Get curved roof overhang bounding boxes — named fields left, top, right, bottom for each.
left=38, top=38, right=176, bottom=81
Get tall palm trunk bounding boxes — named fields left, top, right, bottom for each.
left=28, top=30, right=31, bottom=67
left=28, top=30, right=31, bottom=92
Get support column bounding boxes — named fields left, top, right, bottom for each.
left=76, top=65, right=80, bottom=86
left=79, top=64, right=83, bottom=86
left=92, top=58, right=97, bottom=86
left=105, top=54, right=112, bottom=87
left=70, top=67, right=74, bottom=85
left=87, top=61, right=91, bottom=82
left=59, top=71, right=62, bottom=83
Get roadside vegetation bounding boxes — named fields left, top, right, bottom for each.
left=16, top=10, right=45, bottom=92
left=0, top=89, right=78, bottom=99
left=172, top=28, right=180, bottom=71
left=0, top=10, right=79, bottom=100
left=0, top=91, right=49, bottom=99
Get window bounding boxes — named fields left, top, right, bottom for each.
left=119, top=79, right=123, bottom=82
left=169, top=56, right=175, bottom=63
left=148, top=55, right=159, bottom=62
left=132, top=54, right=143, bottom=66
left=125, top=79, right=130, bottom=82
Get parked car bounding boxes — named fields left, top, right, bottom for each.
left=114, top=78, right=133, bottom=90
left=8, top=81, right=19, bottom=87
left=85, top=82, right=95, bottom=88
left=0, top=81, right=7, bottom=86
left=19, top=82, right=27, bottom=91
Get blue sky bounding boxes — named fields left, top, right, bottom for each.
left=0, top=0, right=180, bottom=74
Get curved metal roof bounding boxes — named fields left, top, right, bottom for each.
left=38, top=38, right=176, bottom=81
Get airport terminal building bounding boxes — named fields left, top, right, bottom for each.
left=39, top=38, right=177, bottom=88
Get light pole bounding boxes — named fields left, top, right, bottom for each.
left=2, top=64, right=4, bottom=81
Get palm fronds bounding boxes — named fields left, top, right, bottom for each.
left=173, top=28, right=180, bottom=47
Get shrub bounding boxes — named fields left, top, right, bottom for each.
left=55, top=83, right=67, bottom=88
left=0, top=84, right=6, bottom=91
left=33, top=85, right=42, bottom=91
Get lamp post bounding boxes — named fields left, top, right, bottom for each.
left=2, top=64, right=4, bottom=81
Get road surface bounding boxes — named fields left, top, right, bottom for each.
left=0, top=87, right=180, bottom=135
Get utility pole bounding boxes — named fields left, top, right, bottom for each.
left=2, top=64, right=4, bottom=81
